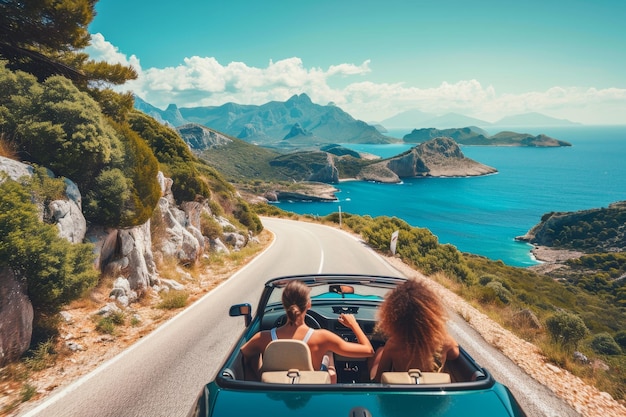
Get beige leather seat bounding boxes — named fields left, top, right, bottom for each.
left=381, top=368, right=451, bottom=385
left=260, top=340, right=330, bottom=384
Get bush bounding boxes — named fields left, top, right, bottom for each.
left=545, top=311, right=589, bottom=350
left=590, top=333, right=622, bottom=355
left=485, top=281, right=512, bottom=304
left=200, top=212, right=223, bottom=240
left=615, top=330, right=626, bottom=349
left=0, top=180, right=99, bottom=317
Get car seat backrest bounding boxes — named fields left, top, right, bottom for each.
left=381, top=368, right=451, bottom=384
left=260, top=339, right=315, bottom=372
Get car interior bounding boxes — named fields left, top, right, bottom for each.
left=220, top=283, right=492, bottom=389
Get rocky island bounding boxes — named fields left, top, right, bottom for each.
left=404, top=127, right=572, bottom=147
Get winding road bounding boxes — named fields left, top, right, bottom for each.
left=20, top=217, right=578, bottom=417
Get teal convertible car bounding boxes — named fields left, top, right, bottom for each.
left=188, top=274, right=527, bottom=417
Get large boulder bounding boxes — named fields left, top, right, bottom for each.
left=0, top=267, right=34, bottom=366
left=49, top=199, right=86, bottom=244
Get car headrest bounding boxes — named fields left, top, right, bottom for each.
left=381, top=369, right=451, bottom=384
left=260, top=339, right=315, bottom=372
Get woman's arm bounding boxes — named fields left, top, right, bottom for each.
left=240, top=333, right=265, bottom=381
left=335, top=313, right=374, bottom=356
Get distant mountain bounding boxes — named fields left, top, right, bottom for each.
left=381, top=109, right=583, bottom=130
left=403, top=127, right=571, bottom=147
left=135, top=94, right=395, bottom=147
left=494, top=112, right=580, bottom=127
left=380, top=109, right=435, bottom=129
left=134, top=96, right=186, bottom=127
left=419, top=113, right=492, bottom=129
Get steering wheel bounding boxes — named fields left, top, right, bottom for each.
left=274, top=312, right=321, bottom=329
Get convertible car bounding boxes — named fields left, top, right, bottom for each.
left=188, top=274, right=527, bottom=417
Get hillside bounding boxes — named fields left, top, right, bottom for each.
left=136, top=94, right=396, bottom=147
left=518, top=201, right=626, bottom=252
left=403, top=127, right=571, bottom=147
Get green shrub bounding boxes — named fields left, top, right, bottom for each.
left=615, top=330, right=626, bottom=349
left=485, top=281, right=512, bottom=304
left=23, top=339, right=55, bottom=372
left=200, top=212, right=223, bottom=240
left=545, top=311, right=589, bottom=350
left=95, top=317, right=117, bottom=335
left=0, top=180, right=99, bottom=318
left=591, top=333, right=622, bottom=355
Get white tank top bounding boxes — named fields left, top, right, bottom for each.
left=270, top=327, right=314, bottom=343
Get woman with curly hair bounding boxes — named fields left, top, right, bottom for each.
left=241, top=280, right=374, bottom=382
left=370, top=279, right=459, bottom=381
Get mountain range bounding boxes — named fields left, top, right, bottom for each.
left=135, top=94, right=394, bottom=148
left=378, top=110, right=580, bottom=129
left=134, top=95, right=580, bottom=148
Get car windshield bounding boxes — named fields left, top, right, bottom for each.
left=265, top=276, right=398, bottom=307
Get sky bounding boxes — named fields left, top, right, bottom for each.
left=86, top=0, right=626, bottom=125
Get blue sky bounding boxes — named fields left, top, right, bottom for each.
left=87, top=0, right=626, bottom=125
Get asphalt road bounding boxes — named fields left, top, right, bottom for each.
left=20, top=217, right=578, bottom=417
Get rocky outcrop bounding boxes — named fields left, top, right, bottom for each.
left=358, top=137, right=497, bottom=183
left=177, top=123, right=232, bottom=149
left=0, top=267, right=33, bottom=366
left=0, top=156, right=34, bottom=180
left=308, top=153, right=339, bottom=183
left=284, top=122, right=312, bottom=139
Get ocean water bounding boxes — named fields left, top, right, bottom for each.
left=274, top=126, right=626, bottom=267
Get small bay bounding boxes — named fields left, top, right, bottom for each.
left=275, top=126, right=626, bottom=267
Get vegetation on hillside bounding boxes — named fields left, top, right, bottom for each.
left=252, top=204, right=626, bottom=400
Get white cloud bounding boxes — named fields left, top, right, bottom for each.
left=86, top=33, right=626, bottom=125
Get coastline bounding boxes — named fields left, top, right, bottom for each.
left=527, top=245, right=584, bottom=274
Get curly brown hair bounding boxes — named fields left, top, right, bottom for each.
left=377, top=279, right=447, bottom=366
left=282, top=280, right=310, bottom=325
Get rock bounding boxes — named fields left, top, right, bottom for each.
left=66, top=341, right=84, bottom=352
left=177, top=123, right=232, bottom=149
left=96, top=302, right=122, bottom=317
left=512, top=309, right=542, bottom=329
left=0, top=267, right=34, bottom=366
left=210, top=238, right=230, bottom=254
left=0, top=156, right=34, bottom=181
left=120, top=223, right=157, bottom=291
left=223, top=232, right=247, bottom=251
left=59, top=311, right=73, bottom=324
left=574, top=351, right=589, bottom=364
left=49, top=199, right=87, bottom=244
left=159, top=278, right=185, bottom=291
left=154, top=197, right=201, bottom=264
left=109, top=277, right=138, bottom=306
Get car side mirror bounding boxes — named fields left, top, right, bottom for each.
left=229, top=303, right=252, bottom=327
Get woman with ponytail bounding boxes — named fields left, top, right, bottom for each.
left=241, top=280, right=374, bottom=382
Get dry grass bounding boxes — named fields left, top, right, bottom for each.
left=0, top=137, right=18, bottom=160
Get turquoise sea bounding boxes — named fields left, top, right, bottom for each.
left=274, top=126, right=626, bottom=267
